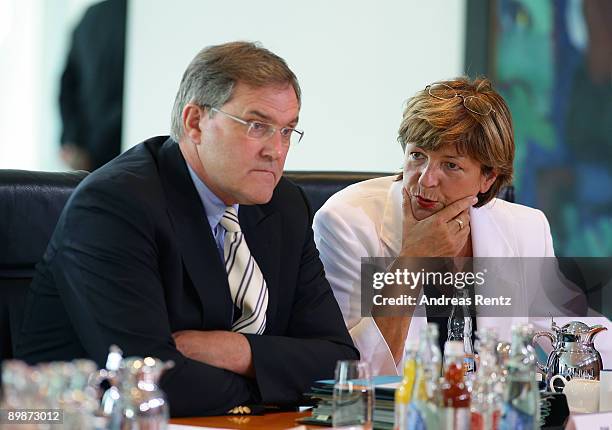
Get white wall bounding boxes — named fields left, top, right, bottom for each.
left=124, top=0, right=466, bottom=172
left=0, top=0, right=40, bottom=169
left=0, top=0, right=101, bottom=171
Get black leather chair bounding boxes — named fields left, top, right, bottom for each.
left=0, top=169, right=387, bottom=360
left=0, top=169, right=513, bottom=361
left=0, top=170, right=87, bottom=360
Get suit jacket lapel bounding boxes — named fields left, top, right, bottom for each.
left=157, top=139, right=233, bottom=330
left=239, top=205, right=281, bottom=333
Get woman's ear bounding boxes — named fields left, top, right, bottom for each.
left=479, top=169, right=498, bottom=194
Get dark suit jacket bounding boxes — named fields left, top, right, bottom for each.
left=15, top=137, right=358, bottom=416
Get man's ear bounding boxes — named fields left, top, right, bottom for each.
left=479, top=169, right=498, bottom=194
left=182, top=103, right=206, bottom=144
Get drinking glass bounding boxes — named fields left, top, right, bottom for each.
left=332, top=360, right=374, bottom=429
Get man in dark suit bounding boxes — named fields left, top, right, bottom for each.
left=16, top=42, right=358, bottom=416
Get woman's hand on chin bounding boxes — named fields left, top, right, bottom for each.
left=399, top=190, right=477, bottom=257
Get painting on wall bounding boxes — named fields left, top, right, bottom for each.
left=486, top=0, right=612, bottom=257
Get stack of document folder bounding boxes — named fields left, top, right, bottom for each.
left=300, top=375, right=401, bottom=429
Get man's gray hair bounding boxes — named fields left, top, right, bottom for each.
left=170, top=41, right=301, bottom=141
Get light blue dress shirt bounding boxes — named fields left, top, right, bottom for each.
left=186, top=165, right=239, bottom=261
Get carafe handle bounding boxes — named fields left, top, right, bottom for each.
left=532, top=331, right=555, bottom=373
left=549, top=374, right=568, bottom=392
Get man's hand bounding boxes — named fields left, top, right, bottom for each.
left=60, top=143, right=92, bottom=171
left=172, top=330, right=255, bottom=378
left=400, top=189, right=477, bottom=257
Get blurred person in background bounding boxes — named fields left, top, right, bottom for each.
left=59, top=0, right=127, bottom=171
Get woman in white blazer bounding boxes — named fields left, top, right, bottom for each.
left=313, top=78, right=611, bottom=375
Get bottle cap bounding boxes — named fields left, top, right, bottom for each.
left=511, top=322, right=534, bottom=337
left=105, top=344, right=123, bottom=371
left=405, top=339, right=419, bottom=352
left=425, top=322, right=439, bottom=337
left=444, top=340, right=464, bottom=356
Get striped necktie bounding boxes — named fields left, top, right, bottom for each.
left=219, top=207, right=268, bottom=334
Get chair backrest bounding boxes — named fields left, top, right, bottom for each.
left=0, top=169, right=514, bottom=360
left=0, top=170, right=88, bottom=360
left=283, top=171, right=393, bottom=214
left=283, top=171, right=515, bottom=215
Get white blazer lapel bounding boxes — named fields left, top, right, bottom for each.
left=470, top=200, right=516, bottom=257
left=471, top=199, right=528, bottom=335
left=379, top=179, right=403, bottom=256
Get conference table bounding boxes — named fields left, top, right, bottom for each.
left=170, top=410, right=316, bottom=429
left=169, top=409, right=612, bottom=430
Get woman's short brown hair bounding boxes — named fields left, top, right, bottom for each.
left=397, top=77, right=514, bottom=207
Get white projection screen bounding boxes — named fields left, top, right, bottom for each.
left=123, top=0, right=466, bottom=171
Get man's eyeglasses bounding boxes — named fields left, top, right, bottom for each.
left=206, top=106, right=304, bottom=146
left=426, top=83, right=496, bottom=116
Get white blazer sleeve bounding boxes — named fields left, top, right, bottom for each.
left=313, top=206, right=398, bottom=375
left=538, top=209, right=555, bottom=257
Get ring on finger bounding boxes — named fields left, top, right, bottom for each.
left=455, top=218, right=464, bottom=230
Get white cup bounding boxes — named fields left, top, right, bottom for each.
left=550, top=375, right=600, bottom=413
left=600, top=370, right=612, bottom=412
